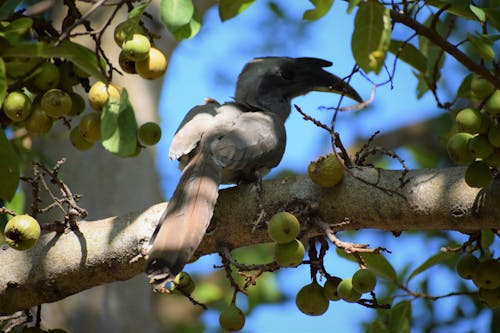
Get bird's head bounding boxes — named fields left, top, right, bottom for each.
left=235, top=57, right=362, bottom=119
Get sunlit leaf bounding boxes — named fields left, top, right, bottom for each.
left=389, top=301, right=411, bottom=333
left=389, top=40, right=427, bottom=73
left=407, top=251, right=458, bottom=283
left=101, top=89, right=139, bottom=157
left=470, top=5, right=486, bottom=22
left=219, top=0, right=256, bottom=21
left=360, top=252, right=398, bottom=282
left=172, top=8, right=201, bottom=41
left=0, top=17, right=32, bottom=35
left=160, top=0, right=194, bottom=32
left=467, top=33, right=495, bottom=62
left=0, top=130, right=20, bottom=201
left=303, top=0, right=334, bottom=21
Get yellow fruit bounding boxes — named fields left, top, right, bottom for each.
left=447, top=132, right=474, bottom=164
left=464, top=160, right=492, bottom=188
left=267, top=211, right=300, bottom=244
left=219, top=303, right=245, bottom=331
left=78, top=113, right=101, bottom=143
left=4, top=214, right=41, bottom=251
left=456, top=253, right=480, bottom=280
left=88, top=81, right=121, bottom=111
left=138, top=122, right=162, bottom=146
left=122, top=34, right=150, bottom=61
left=41, top=89, right=72, bottom=118
left=25, top=105, right=53, bottom=134
left=323, top=276, right=342, bottom=301
left=70, top=127, right=93, bottom=151
left=456, top=108, right=482, bottom=134
left=308, top=154, right=344, bottom=188
left=135, top=47, right=167, bottom=80
left=352, top=269, right=377, bottom=293
left=295, top=282, right=329, bottom=316
left=2, top=91, right=32, bottom=122
left=337, top=278, right=361, bottom=303
left=274, top=239, right=305, bottom=267
left=472, top=259, right=500, bottom=289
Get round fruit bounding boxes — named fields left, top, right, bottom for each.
left=488, top=124, right=500, bottom=148
left=88, top=81, right=121, bottom=111
left=118, top=50, right=137, bottom=74
left=455, top=108, right=482, bottom=134
left=41, top=89, right=72, bottom=118
left=25, top=105, right=53, bottom=134
left=68, top=92, right=86, bottom=116
left=456, top=253, right=480, bottom=280
left=337, top=278, right=361, bottom=303
left=447, top=132, right=474, bottom=164
left=478, top=113, right=493, bottom=135
left=486, top=90, right=500, bottom=116
left=219, top=303, right=245, bottom=331
left=173, top=271, right=195, bottom=295
left=274, top=239, right=305, bottom=267
left=308, top=154, right=344, bottom=188
left=469, top=135, right=494, bottom=159
left=478, top=287, right=500, bottom=308
left=138, top=122, right=162, bottom=146
left=113, top=21, right=145, bottom=47
left=122, top=34, right=150, bottom=61
left=485, top=150, right=500, bottom=167
left=4, top=214, right=41, bottom=251
left=471, top=74, right=495, bottom=99
left=323, top=276, right=342, bottom=301
left=295, top=282, right=329, bottom=316
left=267, top=211, right=300, bottom=244
left=78, top=112, right=101, bottom=143
left=352, top=269, right=377, bottom=293
left=472, top=259, right=500, bottom=289
left=70, top=127, right=93, bottom=151
left=465, top=160, right=492, bottom=188
left=33, top=62, right=60, bottom=91
left=135, top=47, right=168, bottom=80
left=2, top=91, right=32, bottom=122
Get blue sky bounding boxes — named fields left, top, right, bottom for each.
left=156, top=1, right=489, bottom=332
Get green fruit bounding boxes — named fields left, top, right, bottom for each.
left=78, top=112, right=101, bottom=143
left=456, top=253, right=480, bottom=280
left=465, top=160, right=492, bottom=188
left=274, top=239, right=305, bottom=267
left=119, top=50, right=137, bottom=74
left=478, top=113, right=493, bottom=135
left=478, top=287, right=500, bottom=308
left=25, top=105, right=53, bottom=134
left=172, top=271, right=195, bottom=295
left=295, top=282, right=329, bottom=316
left=135, top=47, right=168, bottom=80
left=323, top=276, right=342, bottom=301
left=88, top=81, right=121, bottom=111
left=471, top=74, right=495, bottom=99
left=70, top=127, right=94, bottom=151
left=352, top=269, right=377, bottom=293
left=41, top=89, right=72, bottom=118
left=486, top=90, right=500, bottom=116
left=456, top=108, right=482, bottom=134
left=113, top=21, right=145, bottom=47
left=138, top=122, right=162, bottom=146
left=472, top=259, right=500, bottom=289
left=2, top=91, right=32, bottom=122
left=219, top=303, right=245, bottom=331
left=488, top=124, right=500, bottom=148
left=5, top=58, right=39, bottom=79
left=33, top=62, right=60, bottom=91
left=267, top=211, right=300, bottom=244
left=67, top=92, right=86, bottom=116
left=447, top=132, right=474, bottom=164
left=4, top=214, right=41, bottom=251
left=122, top=34, right=150, bottom=61
left=337, top=278, right=361, bottom=303
left=59, top=62, right=80, bottom=91
left=485, top=150, right=500, bottom=167
left=308, top=154, right=344, bottom=188
left=469, top=135, right=494, bottom=159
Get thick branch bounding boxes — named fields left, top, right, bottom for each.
left=1, top=166, right=499, bottom=314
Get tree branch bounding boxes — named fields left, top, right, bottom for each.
left=1, top=166, right=499, bottom=314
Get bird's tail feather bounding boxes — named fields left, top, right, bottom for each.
left=146, top=152, right=221, bottom=287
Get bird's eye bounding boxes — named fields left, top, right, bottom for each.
left=280, top=69, right=294, bottom=80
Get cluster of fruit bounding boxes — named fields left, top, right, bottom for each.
left=307, top=154, right=344, bottom=188
left=295, top=268, right=377, bottom=316
left=114, top=22, right=167, bottom=80
left=267, top=212, right=305, bottom=267
left=447, top=75, right=500, bottom=188
left=456, top=253, right=500, bottom=308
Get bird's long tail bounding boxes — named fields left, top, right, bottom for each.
left=146, top=152, right=221, bottom=287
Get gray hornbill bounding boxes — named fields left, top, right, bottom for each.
left=146, top=56, right=362, bottom=287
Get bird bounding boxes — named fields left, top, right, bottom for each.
left=146, top=56, right=362, bottom=287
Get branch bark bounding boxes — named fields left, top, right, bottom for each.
left=2, top=166, right=499, bottom=314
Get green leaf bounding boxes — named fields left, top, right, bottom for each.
left=2, top=41, right=107, bottom=82
left=0, top=57, right=6, bottom=106
left=467, top=33, right=495, bottom=62
left=4, top=189, right=24, bottom=216
left=101, top=89, right=138, bottom=157
left=481, top=229, right=495, bottom=250
left=360, top=253, right=397, bottom=282
left=483, top=8, right=500, bottom=31
left=119, top=3, right=149, bottom=43
left=0, top=17, right=32, bottom=35
left=160, top=0, right=194, bottom=32
left=219, top=0, right=256, bottom=21
left=0, top=0, right=22, bottom=20
left=347, top=0, right=362, bottom=14
left=0, top=130, right=20, bottom=201
left=172, top=7, right=201, bottom=41
left=457, top=73, right=474, bottom=99
left=303, top=0, right=334, bottom=21
left=389, top=301, right=411, bottom=333
left=426, top=0, right=476, bottom=19
left=407, top=251, right=458, bottom=283
left=351, top=0, right=391, bottom=74
left=470, top=5, right=486, bottom=22
left=389, top=40, right=427, bottom=73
